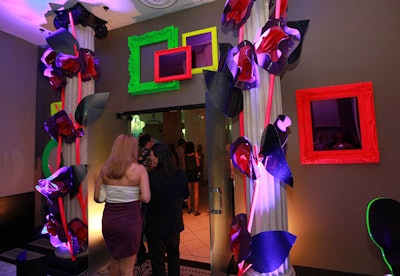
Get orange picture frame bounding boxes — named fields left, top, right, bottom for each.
left=296, top=82, right=380, bottom=164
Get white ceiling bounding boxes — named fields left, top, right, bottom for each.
left=0, top=0, right=216, bottom=47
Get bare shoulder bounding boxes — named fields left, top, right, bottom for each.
left=128, top=162, right=147, bottom=176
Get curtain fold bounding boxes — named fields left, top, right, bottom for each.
left=242, top=1, right=294, bottom=275
left=63, top=25, right=94, bottom=223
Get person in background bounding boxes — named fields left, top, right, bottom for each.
left=196, top=144, right=205, bottom=185
left=94, top=134, right=151, bottom=276
left=138, top=133, right=154, bottom=171
left=185, top=141, right=201, bottom=216
left=145, top=143, right=189, bottom=276
left=175, top=138, right=186, bottom=172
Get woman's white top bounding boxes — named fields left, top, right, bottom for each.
left=104, top=184, right=140, bottom=203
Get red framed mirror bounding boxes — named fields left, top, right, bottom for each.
left=296, top=81, right=380, bottom=164
left=154, top=46, right=192, bottom=83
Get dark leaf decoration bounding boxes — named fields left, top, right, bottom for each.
left=69, top=164, right=87, bottom=199
left=260, top=115, right=293, bottom=186
left=75, top=92, right=110, bottom=126
left=247, top=230, right=297, bottom=273
left=46, top=27, right=80, bottom=55
left=203, top=43, right=243, bottom=118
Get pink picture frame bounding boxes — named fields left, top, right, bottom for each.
left=154, top=46, right=192, bottom=83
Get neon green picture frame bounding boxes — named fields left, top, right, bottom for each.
left=182, top=26, right=218, bottom=74
left=128, top=26, right=180, bottom=95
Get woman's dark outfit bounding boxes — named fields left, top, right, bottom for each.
left=145, top=170, right=189, bottom=276
left=184, top=154, right=199, bottom=182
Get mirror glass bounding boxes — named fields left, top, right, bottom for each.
left=186, top=32, right=212, bottom=68
left=311, top=97, right=362, bottom=151
left=159, top=51, right=187, bottom=77
left=296, top=81, right=379, bottom=164
left=154, top=46, right=192, bottom=82
left=182, top=26, right=218, bottom=74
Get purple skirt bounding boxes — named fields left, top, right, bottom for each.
left=102, top=200, right=142, bottom=259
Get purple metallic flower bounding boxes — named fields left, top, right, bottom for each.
left=254, top=17, right=301, bottom=75
left=44, top=110, right=84, bottom=143
left=221, top=0, right=254, bottom=30
left=227, top=40, right=259, bottom=90
left=36, top=166, right=72, bottom=202
left=79, top=48, right=101, bottom=82
left=55, top=52, right=81, bottom=78
left=230, top=213, right=252, bottom=263
left=230, top=136, right=259, bottom=180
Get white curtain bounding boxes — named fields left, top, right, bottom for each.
left=63, top=25, right=95, bottom=222
left=242, top=1, right=294, bottom=275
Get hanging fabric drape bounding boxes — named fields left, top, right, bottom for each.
left=242, top=1, right=294, bottom=275
left=63, top=24, right=94, bottom=227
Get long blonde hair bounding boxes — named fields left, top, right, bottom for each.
left=101, top=134, right=138, bottom=180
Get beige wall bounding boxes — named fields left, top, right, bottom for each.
left=283, top=0, right=400, bottom=275
left=0, top=31, right=37, bottom=197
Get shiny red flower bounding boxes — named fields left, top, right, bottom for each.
left=222, top=0, right=254, bottom=29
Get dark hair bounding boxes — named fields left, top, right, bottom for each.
left=139, top=133, right=152, bottom=148
left=177, top=138, right=186, bottom=147
left=151, top=143, right=177, bottom=177
left=184, top=141, right=195, bottom=154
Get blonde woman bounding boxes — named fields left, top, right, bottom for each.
left=94, top=134, right=151, bottom=276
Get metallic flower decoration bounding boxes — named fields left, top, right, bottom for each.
left=254, top=17, right=301, bottom=75
left=42, top=213, right=68, bottom=243
left=230, top=213, right=252, bottom=263
left=79, top=48, right=101, bottom=81
left=43, top=66, right=67, bottom=92
left=221, top=0, right=254, bottom=30
left=69, top=218, right=89, bottom=255
left=42, top=26, right=102, bottom=91
left=227, top=40, right=260, bottom=90
left=55, top=52, right=81, bottom=78
left=36, top=166, right=73, bottom=202
left=230, top=116, right=293, bottom=186
left=42, top=215, right=88, bottom=256
left=44, top=110, right=84, bottom=143
left=230, top=136, right=259, bottom=180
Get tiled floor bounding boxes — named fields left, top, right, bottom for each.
left=180, top=183, right=210, bottom=264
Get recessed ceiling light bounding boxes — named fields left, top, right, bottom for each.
left=138, top=0, right=177, bottom=9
